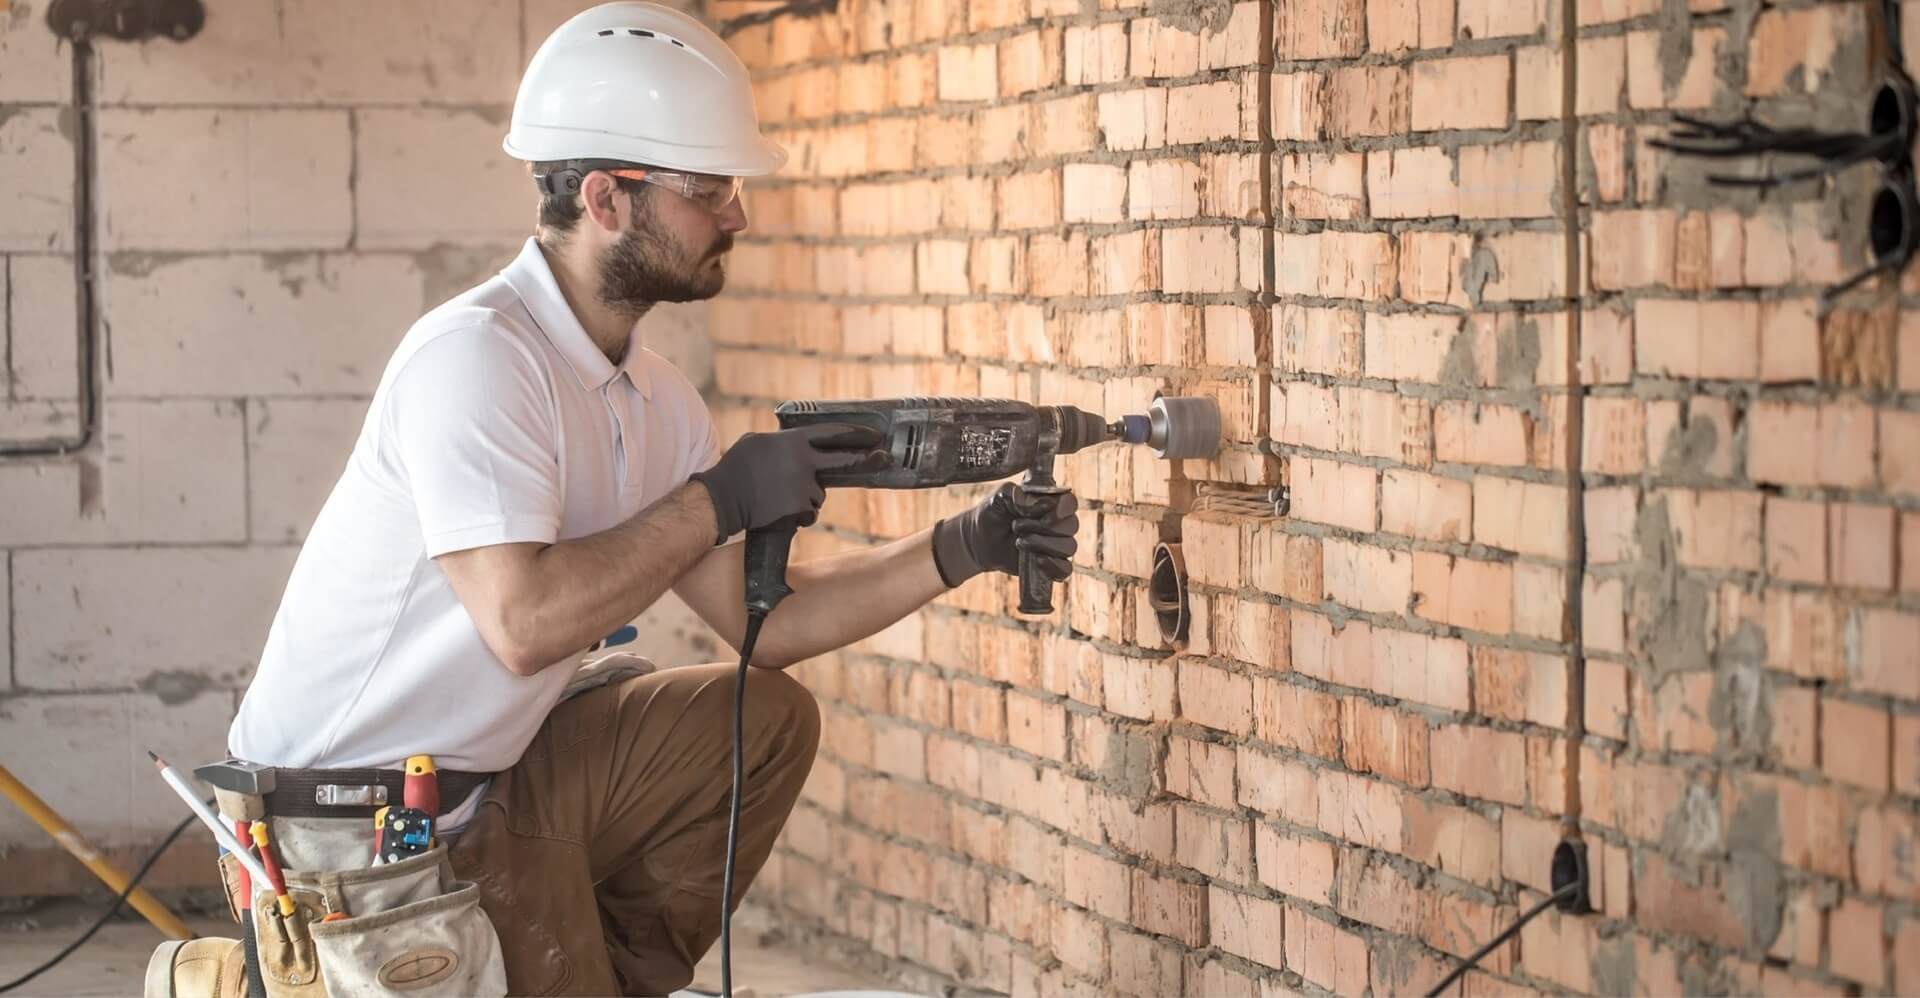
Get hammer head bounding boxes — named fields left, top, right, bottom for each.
left=193, top=758, right=277, bottom=796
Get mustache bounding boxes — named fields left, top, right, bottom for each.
left=709, top=235, right=734, bottom=257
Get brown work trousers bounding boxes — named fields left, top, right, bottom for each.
left=445, top=662, right=820, bottom=996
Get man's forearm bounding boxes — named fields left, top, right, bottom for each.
left=507, top=483, right=719, bottom=670
left=754, top=527, right=950, bottom=666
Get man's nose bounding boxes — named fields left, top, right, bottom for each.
left=717, top=195, right=748, bottom=234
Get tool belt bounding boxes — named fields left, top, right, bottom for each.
left=262, top=766, right=493, bottom=819
left=146, top=762, right=507, bottom=998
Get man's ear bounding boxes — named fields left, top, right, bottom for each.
left=579, top=171, right=627, bottom=234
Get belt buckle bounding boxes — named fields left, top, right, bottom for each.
left=314, top=784, right=389, bottom=807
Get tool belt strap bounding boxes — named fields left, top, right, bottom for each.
left=261, top=767, right=493, bottom=819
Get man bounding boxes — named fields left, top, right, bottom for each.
left=226, top=3, right=1077, bottom=994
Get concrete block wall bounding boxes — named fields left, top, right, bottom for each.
left=0, top=0, right=719, bottom=893
left=719, top=0, right=1920, bottom=994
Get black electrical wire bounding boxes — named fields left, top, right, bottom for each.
left=719, top=610, right=769, bottom=998
left=1423, top=881, right=1582, bottom=997
left=0, top=810, right=201, bottom=994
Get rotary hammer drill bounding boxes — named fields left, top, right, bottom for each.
left=741, top=394, right=1222, bottom=617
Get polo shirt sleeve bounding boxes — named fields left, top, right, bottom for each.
left=386, top=325, right=562, bottom=557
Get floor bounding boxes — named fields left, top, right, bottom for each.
left=0, top=897, right=889, bottom=997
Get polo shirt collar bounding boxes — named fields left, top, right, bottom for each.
left=501, top=238, right=654, bottom=399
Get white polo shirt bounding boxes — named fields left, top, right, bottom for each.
left=230, top=237, right=721, bottom=780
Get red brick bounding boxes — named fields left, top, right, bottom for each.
left=1208, top=887, right=1286, bottom=970
left=1457, top=141, right=1557, bottom=218
left=1582, top=397, right=1646, bottom=475
left=1107, top=930, right=1182, bottom=997
left=1103, top=653, right=1177, bottom=721
left=1331, top=64, right=1412, bottom=136
left=1281, top=152, right=1366, bottom=219
left=1397, top=231, right=1473, bottom=307
left=1519, top=45, right=1565, bottom=121
left=1662, top=488, right=1763, bottom=571
left=937, top=44, right=998, bottom=102
left=998, top=28, right=1063, bottom=97
left=1064, top=22, right=1128, bottom=85
left=1172, top=803, right=1251, bottom=886
left=1166, top=736, right=1237, bottom=808
left=1277, top=304, right=1364, bottom=377
left=1363, top=313, right=1464, bottom=383
left=1770, top=685, right=1818, bottom=771
left=1747, top=4, right=1864, bottom=98
left=1321, top=539, right=1413, bottom=616
left=1821, top=697, right=1891, bottom=791
left=1290, top=456, right=1377, bottom=532
left=1275, top=231, right=1398, bottom=299
left=1473, top=648, right=1569, bottom=729
left=1472, top=476, right=1568, bottom=559
left=1287, top=906, right=1370, bottom=995
left=1062, top=847, right=1132, bottom=921
left=1339, top=387, right=1432, bottom=466
left=1050, top=903, right=1109, bottom=982
left=1413, top=552, right=1514, bottom=633
left=1367, top=0, right=1454, bottom=51
left=1897, top=917, right=1920, bottom=996
left=1412, top=55, right=1510, bottom=131
left=1250, top=526, right=1324, bottom=604
left=1897, top=713, right=1920, bottom=796
left=1435, top=400, right=1532, bottom=467
left=1340, top=697, right=1432, bottom=786
left=1368, top=146, right=1457, bottom=218
left=1430, top=725, right=1528, bottom=806
left=1829, top=897, right=1888, bottom=989
left=1161, top=225, right=1239, bottom=294
left=1905, top=512, right=1920, bottom=593
left=1235, top=745, right=1318, bottom=820
left=1634, top=299, right=1760, bottom=379
left=1856, top=805, right=1920, bottom=901
left=1178, top=660, right=1254, bottom=735
left=1277, top=0, right=1366, bottom=58
left=1251, top=675, right=1337, bottom=755
left=1097, top=88, right=1167, bottom=151
left=1370, top=628, right=1471, bottom=712
left=1165, top=79, right=1250, bottom=146
left=1884, top=410, right=1920, bottom=496
left=1381, top=470, right=1472, bottom=543
left=1254, top=824, right=1336, bottom=905
left=1828, top=502, right=1895, bottom=590
left=1405, top=795, right=1500, bottom=888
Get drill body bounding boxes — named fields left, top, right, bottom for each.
left=743, top=395, right=1218, bottom=618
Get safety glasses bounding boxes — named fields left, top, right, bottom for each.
left=607, top=168, right=743, bottom=214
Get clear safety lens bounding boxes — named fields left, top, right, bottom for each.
left=609, top=168, right=741, bottom=213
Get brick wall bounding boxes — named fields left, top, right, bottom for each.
left=0, top=0, right=720, bottom=893
left=719, top=0, right=1920, bottom=994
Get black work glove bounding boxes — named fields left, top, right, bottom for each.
left=930, top=482, right=1080, bottom=588
left=690, top=423, right=888, bottom=544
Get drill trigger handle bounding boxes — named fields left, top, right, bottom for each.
left=744, top=515, right=805, bottom=617
left=1016, top=476, right=1069, bottom=616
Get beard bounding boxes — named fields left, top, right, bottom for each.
left=596, top=207, right=733, bottom=317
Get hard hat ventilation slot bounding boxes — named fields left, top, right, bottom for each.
left=628, top=29, right=655, bottom=36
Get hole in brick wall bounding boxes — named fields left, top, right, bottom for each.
left=1869, top=179, right=1914, bottom=263
left=1871, top=75, right=1915, bottom=140
left=1149, top=542, right=1189, bottom=646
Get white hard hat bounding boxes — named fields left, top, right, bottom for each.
left=503, top=2, right=786, bottom=177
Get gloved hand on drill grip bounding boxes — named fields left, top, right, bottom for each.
left=690, top=423, right=889, bottom=544
left=931, top=482, right=1080, bottom=588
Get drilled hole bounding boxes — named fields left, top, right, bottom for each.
left=1870, top=181, right=1912, bottom=263
left=1149, top=542, right=1189, bottom=646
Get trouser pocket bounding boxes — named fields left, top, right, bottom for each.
left=308, top=881, right=506, bottom=996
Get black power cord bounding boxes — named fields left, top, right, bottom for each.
left=0, top=811, right=201, bottom=994
left=1424, top=880, right=1582, bottom=997
left=718, top=610, right=770, bottom=998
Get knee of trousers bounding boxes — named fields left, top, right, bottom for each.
left=739, top=667, right=822, bottom=760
